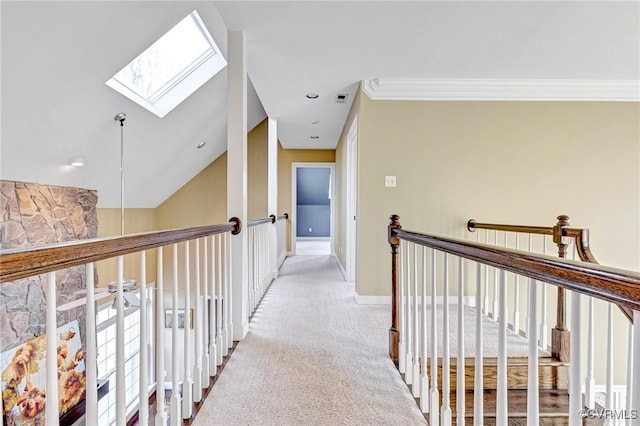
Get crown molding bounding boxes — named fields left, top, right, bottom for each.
left=362, top=78, right=640, bottom=102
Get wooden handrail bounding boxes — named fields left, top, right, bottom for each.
left=248, top=213, right=289, bottom=227
left=391, top=226, right=640, bottom=312
left=0, top=220, right=240, bottom=283
left=467, top=219, right=554, bottom=236
left=468, top=216, right=597, bottom=264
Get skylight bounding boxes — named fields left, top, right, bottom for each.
left=106, top=10, right=226, bottom=118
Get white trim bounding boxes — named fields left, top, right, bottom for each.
left=354, top=294, right=477, bottom=306
left=354, top=294, right=391, bottom=305
left=362, top=78, right=640, bottom=102
left=277, top=250, right=289, bottom=269
left=296, top=237, right=331, bottom=241
left=333, top=254, right=348, bottom=281
left=345, top=116, right=358, bottom=282
left=291, top=162, right=336, bottom=255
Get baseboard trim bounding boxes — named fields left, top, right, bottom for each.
left=233, top=321, right=249, bottom=340
left=277, top=250, right=288, bottom=269
left=354, top=294, right=391, bottom=305
left=332, top=254, right=348, bottom=281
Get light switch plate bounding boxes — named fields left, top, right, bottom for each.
left=385, top=176, right=397, bottom=187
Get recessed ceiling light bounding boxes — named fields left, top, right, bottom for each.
left=197, top=141, right=206, bottom=149
left=311, top=120, right=320, bottom=125
left=306, top=93, right=319, bottom=99
left=69, top=156, right=85, bottom=167
left=310, top=136, right=319, bottom=139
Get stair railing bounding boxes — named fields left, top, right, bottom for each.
left=0, top=217, right=280, bottom=425
left=388, top=214, right=640, bottom=426
left=466, top=215, right=589, bottom=362
left=247, top=214, right=288, bottom=320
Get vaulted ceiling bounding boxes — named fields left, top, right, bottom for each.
left=2, top=1, right=638, bottom=208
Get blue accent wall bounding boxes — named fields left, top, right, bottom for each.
left=296, top=168, right=331, bottom=237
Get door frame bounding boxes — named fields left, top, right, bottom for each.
left=346, top=116, right=358, bottom=282
left=291, top=162, right=336, bottom=256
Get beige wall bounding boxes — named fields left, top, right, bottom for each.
left=356, top=94, right=640, bottom=383
left=248, top=119, right=269, bottom=219
left=96, top=208, right=158, bottom=287
left=156, top=153, right=228, bottom=230
left=334, top=89, right=362, bottom=270
left=277, top=146, right=336, bottom=251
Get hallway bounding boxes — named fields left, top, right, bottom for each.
left=193, top=255, right=426, bottom=425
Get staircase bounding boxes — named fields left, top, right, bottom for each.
left=409, top=356, right=576, bottom=424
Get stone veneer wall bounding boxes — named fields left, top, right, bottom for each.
left=0, top=180, right=98, bottom=351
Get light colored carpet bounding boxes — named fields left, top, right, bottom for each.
left=402, top=305, right=550, bottom=358
left=193, top=255, right=427, bottom=426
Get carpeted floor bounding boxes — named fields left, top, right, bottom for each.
left=193, top=255, right=427, bottom=426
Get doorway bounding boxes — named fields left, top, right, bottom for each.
left=291, top=163, right=335, bottom=256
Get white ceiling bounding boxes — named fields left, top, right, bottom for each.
left=2, top=1, right=638, bottom=208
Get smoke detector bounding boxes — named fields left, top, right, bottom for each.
left=335, top=93, right=349, bottom=104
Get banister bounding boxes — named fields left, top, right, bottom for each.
left=248, top=214, right=289, bottom=227
left=391, top=227, right=640, bottom=312
left=468, top=217, right=597, bottom=265
left=0, top=220, right=239, bottom=283
left=467, top=219, right=554, bottom=236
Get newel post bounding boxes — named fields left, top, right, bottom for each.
left=388, top=214, right=401, bottom=365
left=552, top=214, right=571, bottom=362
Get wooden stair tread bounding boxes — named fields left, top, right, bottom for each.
left=435, top=356, right=569, bottom=367
left=414, top=389, right=604, bottom=425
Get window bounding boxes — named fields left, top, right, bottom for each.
left=96, top=286, right=154, bottom=425
left=106, top=10, right=226, bottom=118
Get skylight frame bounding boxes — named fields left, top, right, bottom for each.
left=106, top=10, right=226, bottom=118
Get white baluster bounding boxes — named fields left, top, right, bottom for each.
left=524, top=235, right=532, bottom=339
left=441, top=254, right=452, bottom=425
left=225, top=232, right=234, bottom=349
left=405, top=242, right=413, bottom=386
left=631, top=310, right=640, bottom=426
left=527, top=278, right=539, bottom=426
left=139, top=251, right=149, bottom=424
left=155, top=247, right=167, bottom=426
left=527, top=276, right=540, bottom=426
left=497, top=269, right=508, bottom=426
left=202, top=237, right=211, bottom=382
left=412, top=244, right=420, bottom=397
left=540, top=237, right=548, bottom=350
left=483, top=231, right=489, bottom=316
left=399, top=240, right=406, bottom=374
left=183, top=241, right=193, bottom=419
left=492, top=231, right=499, bottom=321
left=249, top=227, right=254, bottom=314
left=85, top=263, right=98, bottom=422
left=513, top=233, right=520, bottom=333
left=474, top=263, right=484, bottom=426
left=430, top=249, right=440, bottom=426
left=193, top=239, right=203, bottom=402
left=606, top=304, right=613, bottom=425
left=116, top=256, right=126, bottom=426
left=627, top=321, right=635, bottom=426
left=420, top=246, right=429, bottom=413
left=569, top=291, right=582, bottom=426
left=170, top=244, right=182, bottom=425
left=456, top=257, right=465, bottom=425
left=45, top=271, right=59, bottom=426
left=217, top=235, right=226, bottom=358
left=585, top=297, right=595, bottom=409
left=210, top=236, right=220, bottom=371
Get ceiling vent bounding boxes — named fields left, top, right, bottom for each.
left=335, top=93, right=349, bottom=104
